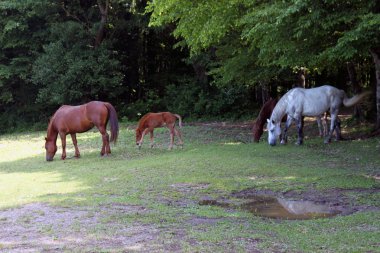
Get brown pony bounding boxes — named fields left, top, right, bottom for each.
left=136, top=112, right=183, bottom=150
left=252, top=98, right=328, bottom=142
left=45, top=101, right=119, bottom=161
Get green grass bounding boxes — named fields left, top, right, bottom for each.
left=0, top=123, right=379, bottom=252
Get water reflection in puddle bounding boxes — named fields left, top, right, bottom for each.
left=199, top=195, right=341, bottom=220
left=241, top=195, right=340, bottom=220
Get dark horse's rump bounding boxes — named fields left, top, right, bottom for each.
left=44, top=101, right=119, bottom=161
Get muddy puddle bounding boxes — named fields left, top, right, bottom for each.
left=200, top=195, right=341, bottom=220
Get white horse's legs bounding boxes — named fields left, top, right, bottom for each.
left=334, top=116, right=342, bottom=140
left=316, top=113, right=329, bottom=137
left=325, top=111, right=339, bottom=144
left=295, top=116, right=304, bottom=145
left=280, top=117, right=293, bottom=144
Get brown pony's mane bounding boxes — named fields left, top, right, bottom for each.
left=252, top=98, right=278, bottom=142
left=137, top=113, right=152, bottom=129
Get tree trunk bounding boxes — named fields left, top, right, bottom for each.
left=94, top=0, right=109, bottom=48
left=297, top=67, right=306, bottom=88
left=260, top=82, right=269, bottom=104
left=346, top=61, right=364, bottom=121
left=370, top=49, right=380, bottom=129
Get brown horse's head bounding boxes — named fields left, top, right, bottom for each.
left=252, top=121, right=263, bottom=142
left=135, top=128, right=142, bottom=145
left=45, top=137, right=57, bottom=161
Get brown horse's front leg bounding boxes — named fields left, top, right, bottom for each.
left=138, top=128, right=150, bottom=149
left=59, top=132, right=67, bottom=160
left=70, top=133, right=80, bottom=158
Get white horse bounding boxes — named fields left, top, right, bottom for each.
left=267, top=85, right=370, bottom=146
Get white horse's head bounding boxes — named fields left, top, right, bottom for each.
left=267, top=119, right=281, bottom=146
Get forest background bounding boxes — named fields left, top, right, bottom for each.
left=0, top=0, right=379, bottom=133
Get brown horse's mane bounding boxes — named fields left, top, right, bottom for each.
left=46, top=105, right=68, bottom=140
left=137, top=112, right=152, bottom=129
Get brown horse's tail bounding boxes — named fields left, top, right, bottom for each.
left=342, top=90, right=371, bottom=107
left=104, top=102, right=119, bottom=144
left=173, top=114, right=183, bottom=128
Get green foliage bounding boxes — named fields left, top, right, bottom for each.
left=163, top=78, right=256, bottom=119
left=32, top=22, right=124, bottom=105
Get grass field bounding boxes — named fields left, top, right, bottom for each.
left=0, top=120, right=379, bottom=252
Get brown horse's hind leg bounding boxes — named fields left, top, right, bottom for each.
left=98, top=127, right=111, bottom=156
left=59, top=132, right=67, bottom=160
left=174, top=127, right=184, bottom=148
left=70, top=133, right=80, bottom=158
left=168, top=126, right=175, bottom=150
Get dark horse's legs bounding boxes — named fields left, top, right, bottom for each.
left=59, top=132, right=67, bottom=160
left=70, top=133, right=80, bottom=158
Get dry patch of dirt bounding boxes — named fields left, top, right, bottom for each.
left=0, top=203, right=160, bottom=252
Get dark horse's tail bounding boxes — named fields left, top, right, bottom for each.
left=104, top=103, right=119, bottom=144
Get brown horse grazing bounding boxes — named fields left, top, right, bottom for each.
left=252, top=98, right=278, bottom=142
left=252, top=98, right=328, bottom=142
left=136, top=112, right=183, bottom=150
left=45, top=101, right=119, bottom=161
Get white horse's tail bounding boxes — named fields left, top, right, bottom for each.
left=173, top=114, right=183, bottom=128
left=343, top=91, right=371, bottom=107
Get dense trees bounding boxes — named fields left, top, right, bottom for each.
left=0, top=0, right=379, bottom=132
left=148, top=0, right=380, bottom=127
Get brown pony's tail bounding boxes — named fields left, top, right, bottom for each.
left=173, top=114, right=183, bottom=128
left=342, top=91, right=371, bottom=107
left=104, top=102, right=119, bottom=144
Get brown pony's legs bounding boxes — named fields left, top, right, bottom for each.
left=168, top=126, right=175, bottom=150
left=150, top=130, right=154, bottom=148
left=70, top=133, right=80, bottom=158
left=174, top=127, right=184, bottom=147
left=138, top=128, right=150, bottom=149
left=59, top=132, right=67, bottom=160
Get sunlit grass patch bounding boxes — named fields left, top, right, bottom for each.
left=0, top=132, right=46, bottom=162
left=0, top=171, right=88, bottom=209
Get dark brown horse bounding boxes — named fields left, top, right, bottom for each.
left=252, top=98, right=278, bottom=142
left=252, top=98, right=328, bottom=142
left=45, top=101, right=119, bottom=161
left=136, top=112, right=183, bottom=150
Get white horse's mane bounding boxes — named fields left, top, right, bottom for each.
left=270, top=93, right=289, bottom=122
